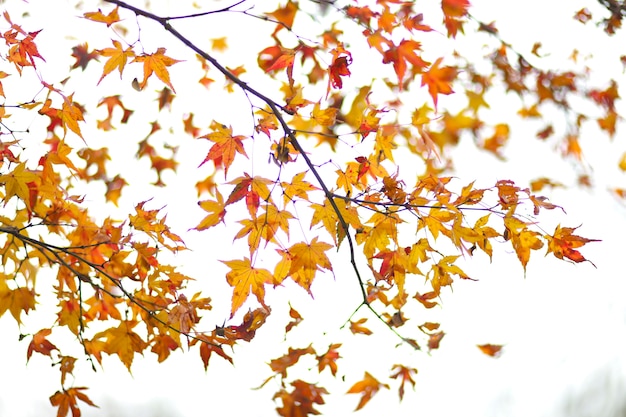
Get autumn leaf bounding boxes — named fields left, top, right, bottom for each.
left=227, top=306, right=270, bottom=341
left=285, top=304, right=303, bottom=334
left=267, top=0, right=298, bottom=33
left=275, top=380, right=328, bottom=417
left=199, top=121, right=248, bottom=176
left=27, top=328, right=58, bottom=361
left=317, top=343, right=341, bottom=376
left=421, top=58, right=456, bottom=109
left=382, top=39, right=429, bottom=87
left=390, top=364, right=417, bottom=400
left=91, top=321, right=147, bottom=370
left=71, top=44, right=99, bottom=70
left=350, top=318, right=373, bottom=335
left=132, top=48, right=182, bottom=92
left=545, top=225, right=599, bottom=265
left=0, top=162, right=39, bottom=206
left=96, top=40, right=135, bottom=84
left=477, top=344, right=503, bottom=357
left=50, top=387, right=98, bottom=417
left=504, top=215, right=544, bottom=271
left=84, top=7, right=120, bottom=26
left=441, top=0, right=470, bottom=37
left=347, top=372, right=389, bottom=411
left=327, top=46, right=352, bottom=96
left=222, top=258, right=275, bottom=316
left=286, top=237, right=333, bottom=292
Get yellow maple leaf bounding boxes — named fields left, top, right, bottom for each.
left=287, top=237, right=333, bottom=291
left=132, top=48, right=182, bottom=93
left=92, top=321, right=147, bottom=370
left=84, top=6, right=120, bottom=26
left=196, top=191, right=226, bottom=230
left=0, top=162, right=39, bottom=206
left=97, top=40, right=135, bottom=84
left=222, top=257, right=274, bottom=316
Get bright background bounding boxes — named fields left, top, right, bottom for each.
left=0, top=0, right=625, bottom=416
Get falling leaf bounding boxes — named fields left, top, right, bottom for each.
left=131, top=48, right=182, bottom=92
left=347, top=372, right=389, bottom=411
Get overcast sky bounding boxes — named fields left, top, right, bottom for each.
left=0, top=1, right=625, bottom=416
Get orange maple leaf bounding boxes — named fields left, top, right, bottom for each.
left=50, top=387, right=98, bottom=417
left=477, top=343, right=503, bottom=357
left=132, top=48, right=182, bottom=93
left=349, top=318, right=373, bottom=335
left=382, top=39, right=429, bottom=87
left=27, top=328, right=58, bottom=361
left=441, top=0, right=470, bottom=37
left=421, top=58, right=456, bottom=109
left=347, top=372, right=389, bottom=411
left=267, top=0, right=298, bottom=33
left=545, top=225, right=599, bottom=265
left=199, top=122, right=248, bottom=176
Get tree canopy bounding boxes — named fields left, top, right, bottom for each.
left=0, top=0, right=619, bottom=415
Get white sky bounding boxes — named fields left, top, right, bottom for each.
left=0, top=0, right=625, bottom=416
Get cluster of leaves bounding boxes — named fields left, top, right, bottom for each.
left=0, top=0, right=616, bottom=416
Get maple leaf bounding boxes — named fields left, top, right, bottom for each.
left=428, top=331, right=445, bottom=351
left=0, top=162, right=39, bottom=206
left=199, top=121, right=248, bottom=177
left=327, top=46, right=352, bottom=96
left=267, top=0, right=298, bottom=33
left=477, top=344, right=503, bottom=357
left=151, top=334, right=179, bottom=362
left=227, top=306, right=270, bottom=341
left=71, top=44, right=99, bottom=70
left=167, top=294, right=200, bottom=334
left=275, top=380, right=328, bottom=417
left=390, top=364, right=418, bottom=400
left=347, top=372, right=389, bottom=411
left=59, top=356, right=77, bottom=386
left=317, top=343, right=341, bottom=376
left=96, top=40, right=135, bottom=84
left=198, top=336, right=233, bottom=370
left=281, top=171, right=319, bottom=204
left=350, top=318, right=373, bottom=335
left=382, top=39, right=429, bottom=87
left=50, top=387, right=98, bottom=417
left=27, top=328, right=58, bottom=361
left=504, top=216, right=544, bottom=272
left=286, top=237, right=333, bottom=292
left=92, top=321, right=148, bottom=370
left=441, top=0, right=470, bottom=37
left=421, top=58, right=456, bottom=109
left=269, top=346, right=316, bottom=378
left=6, top=29, right=45, bottom=72
left=132, top=48, right=182, bottom=92
left=285, top=304, right=303, bottom=334
left=258, top=45, right=296, bottom=85
left=84, top=7, right=120, bottom=26
left=545, top=225, right=599, bottom=265
left=222, top=258, right=275, bottom=316
left=196, top=191, right=226, bottom=230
